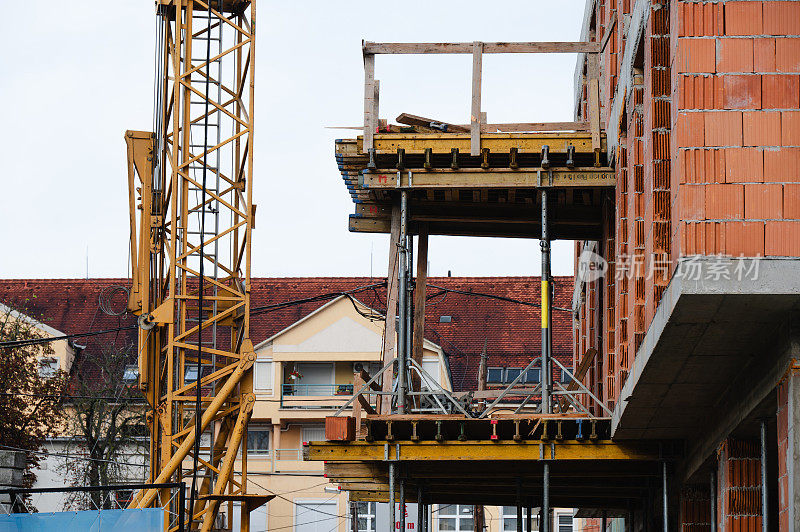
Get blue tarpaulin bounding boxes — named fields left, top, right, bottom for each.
left=0, top=508, right=164, bottom=532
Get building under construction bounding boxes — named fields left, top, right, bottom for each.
left=305, top=1, right=800, bottom=532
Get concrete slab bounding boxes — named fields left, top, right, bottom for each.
left=612, top=258, right=800, bottom=440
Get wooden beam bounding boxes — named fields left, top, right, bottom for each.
left=363, top=42, right=601, bottom=55
left=380, top=202, right=401, bottom=414
left=362, top=168, right=616, bottom=189
left=599, top=13, right=617, bottom=54
left=305, top=440, right=661, bottom=462
left=366, top=132, right=605, bottom=154
left=363, top=54, right=375, bottom=152
left=396, top=113, right=470, bottom=133
left=471, top=42, right=483, bottom=156
left=411, top=226, right=429, bottom=395
left=484, top=122, right=590, bottom=132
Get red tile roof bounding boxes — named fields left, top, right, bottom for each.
left=0, top=277, right=574, bottom=392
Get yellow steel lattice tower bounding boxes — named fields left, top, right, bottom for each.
left=125, top=0, right=256, bottom=529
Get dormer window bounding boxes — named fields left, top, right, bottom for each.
left=38, top=358, right=59, bottom=378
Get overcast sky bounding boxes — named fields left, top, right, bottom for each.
left=0, top=1, right=585, bottom=280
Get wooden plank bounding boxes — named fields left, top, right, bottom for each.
left=600, top=13, right=617, bottom=54
left=471, top=42, right=483, bottom=156
left=396, top=113, right=470, bottom=133
left=363, top=54, right=375, bottom=152
left=363, top=41, right=601, bottom=55
left=587, top=53, right=602, bottom=160
left=369, top=132, right=605, bottom=154
left=484, top=122, right=590, bottom=132
left=362, top=168, right=616, bottom=189
left=411, top=226, right=428, bottom=396
left=306, top=440, right=661, bottom=462
left=380, top=202, right=401, bottom=414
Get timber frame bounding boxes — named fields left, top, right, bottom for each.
left=125, top=0, right=256, bottom=530
left=337, top=40, right=611, bottom=240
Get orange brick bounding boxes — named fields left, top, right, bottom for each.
left=718, top=39, right=754, bottom=73
left=762, top=75, right=800, bottom=109
left=705, top=184, right=744, bottom=219
left=754, top=39, right=777, bottom=72
left=678, top=38, right=716, bottom=73
left=764, top=148, right=800, bottom=182
left=723, top=75, right=761, bottom=109
left=781, top=111, right=800, bottom=146
left=705, top=111, right=743, bottom=146
left=763, top=2, right=800, bottom=36
left=784, top=184, right=800, bottom=218
left=745, top=184, right=782, bottom=218
left=776, top=39, right=800, bottom=73
left=677, top=112, right=705, bottom=147
left=725, top=2, right=763, bottom=36
left=725, top=221, right=765, bottom=257
left=766, top=221, right=800, bottom=256
left=743, top=111, right=782, bottom=146
left=726, top=148, right=764, bottom=182
left=679, top=184, right=705, bottom=220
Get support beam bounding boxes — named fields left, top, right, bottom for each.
left=361, top=168, right=615, bottom=189
left=389, top=463, right=396, bottom=531
left=471, top=42, right=483, bottom=156
left=541, top=190, right=551, bottom=414
left=380, top=202, right=401, bottom=414
left=363, top=42, right=601, bottom=55
left=364, top=54, right=375, bottom=151
left=761, top=420, right=768, bottom=532
left=306, top=440, right=662, bottom=462
left=662, top=462, right=668, bottom=532
left=412, top=226, right=428, bottom=396
left=542, top=462, right=550, bottom=532
left=397, top=191, right=409, bottom=413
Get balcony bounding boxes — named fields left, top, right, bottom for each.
left=280, top=383, right=358, bottom=409
left=247, top=448, right=321, bottom=473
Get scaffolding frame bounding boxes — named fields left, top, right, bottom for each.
left=125, top=1, right=256, bottom=530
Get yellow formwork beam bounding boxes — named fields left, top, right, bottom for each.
left=359, top=132, right=607, bottom=154
left=360, top=168, right=615, bottom=189
left=305, top=440, right=660, bottom=462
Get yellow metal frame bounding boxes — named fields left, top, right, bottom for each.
left=305, top=440, right=661, bottom=462
left=361, top=132, right=607, bottom=155
left=126, top=0, right=256, bottom=530
left=360, top=168, right=614, bottom=189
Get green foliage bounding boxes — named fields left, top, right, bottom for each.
left=0, top=301, right=67, bottom=510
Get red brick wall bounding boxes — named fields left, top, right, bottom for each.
left=680, top=486, right=711, bottom=532
left=576, top=0, right=800, bottom=407
left=716, top=438, right=763, bottom=531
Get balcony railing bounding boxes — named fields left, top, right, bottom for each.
left=281, top=383, right=354, bottom=396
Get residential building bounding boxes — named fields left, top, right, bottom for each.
left=0, top=276, right=575, bottom=531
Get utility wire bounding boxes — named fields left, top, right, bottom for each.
left=0, top=325, right=137, bottom=349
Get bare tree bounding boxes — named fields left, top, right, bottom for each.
left=60, top=342, right=148, bottom=510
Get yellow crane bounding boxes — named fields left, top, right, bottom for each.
left=124, top=1, right=262, bottom=529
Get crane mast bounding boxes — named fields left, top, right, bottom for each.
left=125, top=0, right=256, bottom=529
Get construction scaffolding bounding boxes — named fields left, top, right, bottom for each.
left=309, top=40, right=675, bottom=532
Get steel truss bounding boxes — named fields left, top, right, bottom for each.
left=126, top=1, right=256, bottom=530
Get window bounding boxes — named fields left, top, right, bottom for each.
left=502, top=506, right=538, bottom=532
left=185, top=364, right=199, bottom=384
left=487, top=368, right=504, bottom=383
left=421, top=359, right=441, bottom=391
left=557, top=513, right=573, bottom=532
left=505, top=368, right=523, bottom=383
left=560, top=368, right=572, bottom=384
left=39, top=358, right=59, bottom=378
left=524, top=368, right=541, bottom=384
left=302, top=425, right=326, bottom=443
left=123, top=364, right=139, bottom=384
left=437, top=504, right=473, bottom=532
left=356, top=502, right=376, bottom=532
left=247, top=426, right=271, bottom=455
left=121, top=423, right=148, bottom=439
left=254, top=360, right=273, bottom=393
left=439, top=316, right=453, bottom=323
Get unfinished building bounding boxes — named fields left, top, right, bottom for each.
left=307, top=1, right=800, bottom=532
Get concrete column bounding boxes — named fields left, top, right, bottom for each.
left=777, top=367, right=800, bottom=530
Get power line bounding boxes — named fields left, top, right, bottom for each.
left=0, top=325, right=137, bottom=349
